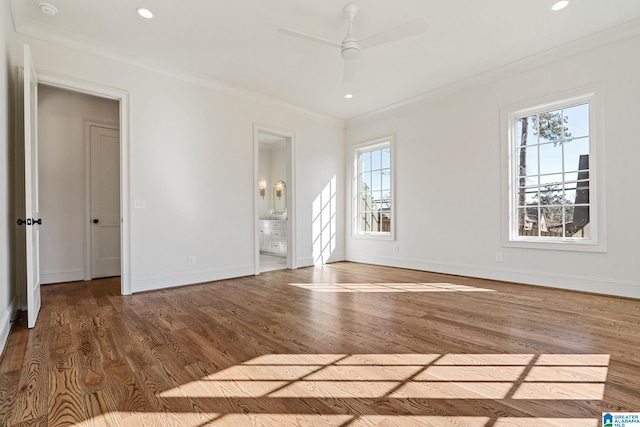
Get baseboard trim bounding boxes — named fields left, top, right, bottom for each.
left=296, top=252, right=346, bottom=268
left=345, top=254, right=640, bottom=299
left=132, top=265, right=255, bottom=293
left=0, top=296, right=18, bottom=358
left=40, top=268, right=84, bottom=284
left=327, top=251, right=345, bottom=264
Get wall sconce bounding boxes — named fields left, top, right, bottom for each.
left=259, top=179, right=266, bottom=199
left=275, top=181, right=285, bottom=199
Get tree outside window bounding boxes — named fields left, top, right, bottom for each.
left=514, top=103, right=591, bottom=240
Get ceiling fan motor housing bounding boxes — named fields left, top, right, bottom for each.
left=341, top=40, right=360, bottom=60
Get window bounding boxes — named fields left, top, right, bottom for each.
left=503, top=86, right=604, bottom=251
left=353, top=138, right=393, bottom=238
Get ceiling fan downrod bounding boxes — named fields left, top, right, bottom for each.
left=341, top=4, right=360, bottom=60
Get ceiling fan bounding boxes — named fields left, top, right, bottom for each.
left=278, top=4, right=428, bottom=83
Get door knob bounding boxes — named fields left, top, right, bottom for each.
left=93, top=219, right=99, bottom=224
left=33, top=218, right=42, bottom=225
left=17, top=219, right=25, bottom=225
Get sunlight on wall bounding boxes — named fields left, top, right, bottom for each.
left=312, top=176, right=337, bottom=265
left=289, top=282, right=496, bottom=293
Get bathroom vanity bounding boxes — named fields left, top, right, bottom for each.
left=259, top=220, right=287, bottom=256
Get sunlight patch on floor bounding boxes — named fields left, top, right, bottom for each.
left=491, top=418, right=598, bottom=427
left=72, top=411, right=220, bottom=427
left=73, top=413, right=599, bottom=427
left=350, top=416, right=597, bottom=427
left=289, top=282, right=496, bottom=293
left=158, top=352, right=609, bottom=402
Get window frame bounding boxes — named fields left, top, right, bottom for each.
left=501, top=85, right=606, bottom=252
left=352, top=136, right=395, bottom=240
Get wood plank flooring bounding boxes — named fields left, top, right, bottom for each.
left=0, top=262, right=638, bottom=426
left=260, top=253, right=287, bottom=273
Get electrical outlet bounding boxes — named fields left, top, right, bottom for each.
left=188, top=256, right=196, bottom=266
left=134, top=199, right=146, bottom=209
left=495, top=252, right=503, bottom=263
left=393, top=245, right=399, bottom=253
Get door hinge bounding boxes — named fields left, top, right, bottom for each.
left=18, top=218, right=42, bottom=226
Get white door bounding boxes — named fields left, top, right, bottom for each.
left=23, top=45, right=41, bottom=328
left=90, top=126, right=121, bottom=278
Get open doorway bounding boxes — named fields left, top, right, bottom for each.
left=14, top=48, right=131, bottom=329
left=254, top=126, right=295, bottom=274
left=34, top=71, right=131, bottom=295
left=38, top=85, right=120, bottom=284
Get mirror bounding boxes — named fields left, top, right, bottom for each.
left=272, top=181, right=287, bottom=215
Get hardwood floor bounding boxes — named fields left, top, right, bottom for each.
left=260, top=253, right=287, bottom=273
left=0, top=262, right=638, bottom=426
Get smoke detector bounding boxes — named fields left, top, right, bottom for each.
left=38, top=2, right=58, bottom=16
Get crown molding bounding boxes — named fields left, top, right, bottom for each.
left=9, top=0, right=344, bottom=127
left=10, top=0, right=640, bottom=129
left=346, top=18, right=640, bottom=128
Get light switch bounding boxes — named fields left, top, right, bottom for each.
left=134, top=199, right=146, bottom=209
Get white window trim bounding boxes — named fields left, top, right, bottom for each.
left=351, top=136, right=395, bottom=241
left=500, top=84, right=606, bottom=253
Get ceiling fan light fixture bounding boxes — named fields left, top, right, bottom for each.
left=551, top=0, right=570, bottom=11
left=344, top=93, right=353, bottom=99
left=341, top=47, right=359, bottom=61
left=137, top=7, right=154, bottom=19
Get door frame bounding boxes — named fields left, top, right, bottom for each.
left=84, top=121, right=120, bottom=281
left=37, top=72, right=132, bottom=295
left=253, top=124, right=296, bottom=274
left=14, top=68, right=26, bottom=311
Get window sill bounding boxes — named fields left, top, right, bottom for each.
left=504, top=238, right=606, bottom=253
left=352, top=232, right=394, bottom=241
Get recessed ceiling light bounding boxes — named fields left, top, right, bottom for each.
left=38, top=2, right=58, bottom=16
left=551, top=0, right=570, bottom=11
left=137, top=7, right=154, bottom=19
left=344, top=94, right=353, bottom=99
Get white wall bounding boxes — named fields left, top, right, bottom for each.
left=270, top=142, right=287, bottom=188
left=37, top=85, right=119, bottom=284
left=257, top=145, right=272, bottom=219
left=346, top=34, right=640, bottom=298
left=9, top=33, right=345, bottom=293
left=0, top=0, right=18, bottom=353
left=257, top=141, right=287, bottom=220
left=261, top=141, right=287, bottom=219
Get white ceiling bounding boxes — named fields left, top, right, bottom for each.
left=9, top=0, right=640, bottom=119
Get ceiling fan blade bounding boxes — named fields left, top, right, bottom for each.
left=358, top=18, right=428, bottom=50
left=343, top=60, right=356, bottom=83
left=278, top=27, right=344, bottom=49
